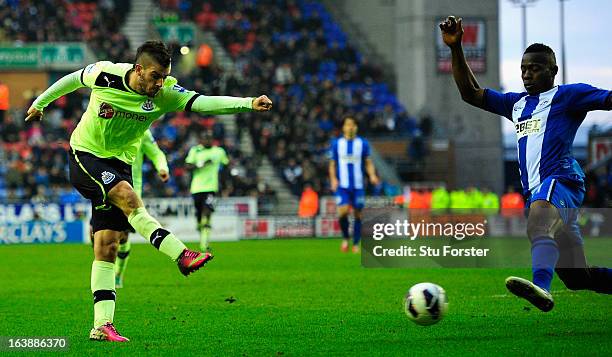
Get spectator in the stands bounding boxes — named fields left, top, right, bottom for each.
left=0, top=80, right=9, bottom=123
left=298, top=182, right=319, bottom=218
left=1, top=1, right=132, bottom=63
left=2, top=114, right=20, bottom=143
left=420, top=115, right=434, bottom=138
left=283, top=158, right=303, bottom=196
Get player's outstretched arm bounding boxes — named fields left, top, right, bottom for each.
left=439, top=16, right=485, bottom=109
left=189, top=94, right=272, bottom=115
left=25, top=70, right=86, bottom=122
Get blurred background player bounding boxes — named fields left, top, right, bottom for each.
left=329, top=117, right=379, bottom=253
left=25, top=40, right=272, bottom=342
left=185, top=130, right=229, bottom=252
left=440, top=16, right=612, bottom=312
left=115, top=129, right=170, bottom=288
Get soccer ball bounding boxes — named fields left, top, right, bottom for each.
left=404, top=282, right=448, bottom=326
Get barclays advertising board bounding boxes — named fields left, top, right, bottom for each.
left=0, top=203, right=90, bottom=244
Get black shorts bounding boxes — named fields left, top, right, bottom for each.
left=68, top=148, right=133, bottom=233
left=192, top=192, right=216, bottom=221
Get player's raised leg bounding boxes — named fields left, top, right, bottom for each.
left=556, top=265, right=612, bottom=294
left=506, top=200, right=561, bottom=312
left=554, top=222, right=612, bottom=294
left=89, top=229, right=129, bottom=342
left=109, top=181, right=213, bottom=276
left=114, top=232, right=130, bottom=288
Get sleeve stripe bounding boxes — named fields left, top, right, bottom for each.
left=185, top=93, right=201, bottom=112
left=80, top=68, right=86, bottom=86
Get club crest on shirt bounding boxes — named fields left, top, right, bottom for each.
left=141, top=99, right=155, bottom=111
left=101, top=171, right=115, bottom=185
left=98, top=102, right=114, bottom=119
left=515, top=117, right=542, bottom=138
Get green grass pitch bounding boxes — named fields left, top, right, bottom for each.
left=0, top=239, right=610, bottom=356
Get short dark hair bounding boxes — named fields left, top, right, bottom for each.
left=524, top=43, right=556, bottom=62
left=342, top=116, right=357, bottom=126
left=135, top=41, right=171, bottom=68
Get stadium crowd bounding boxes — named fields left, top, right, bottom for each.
left=0, top=0, right=132, bottom=63
left=1, top=0, right=430, bottom=204
left=0, top=0, right=274, bottom=205
left=3, top=0, right=608, bottom=209
left=154, top=0, right=431, bottom=195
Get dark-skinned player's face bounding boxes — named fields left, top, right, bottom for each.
left=342, top=118, right=358, bottom=138
left=201, top=132, right=213, bottom=147
left=521, top=52, right=558, bottom=95
left=135, top=61, right=170, bottom=97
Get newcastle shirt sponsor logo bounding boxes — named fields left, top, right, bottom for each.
left=114, top=111, right=148, bottom=122
left=98, top=103, right=148, bottom=121
left=515, top=117, right=542, bottom=138
left=98, top=102, right=115, bottom=119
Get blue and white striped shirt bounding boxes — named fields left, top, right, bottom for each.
left=330, top=136, right=371, bottom=190
left=483, top=83, right=611, bottom=194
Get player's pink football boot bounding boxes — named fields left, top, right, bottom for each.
left=89, top=322, right=129, bottom=342
left=352, top=245, right=360, bottom=254
left=177, top=249, right=214, bottom=276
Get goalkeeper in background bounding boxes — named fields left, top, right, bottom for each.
left=185, top=131, right=229, bottom=252
left=115, top=129, right=169, bottom=288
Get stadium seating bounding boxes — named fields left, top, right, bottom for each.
left=0, top=1, right=278, bottom=203
left=154, top=0, right=420, bottom=195
left=1, top=0, right=424, bottom=203
left=0, top=0, right=132, bottom=63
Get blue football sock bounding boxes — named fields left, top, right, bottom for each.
left=589, top=267, right=612, bottom=294
left=531, top=236, right=559, bottom=292
left=339, top=216, right=349, bottom=239
left=353, top=219, right=362, bottom=245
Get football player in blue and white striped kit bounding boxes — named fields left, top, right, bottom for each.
left=329, top=117, right=379, bottom=253
left=441, top=16, right=612, bottom=311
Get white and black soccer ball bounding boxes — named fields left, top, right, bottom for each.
left=404, top=282, right=448, bottom=326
